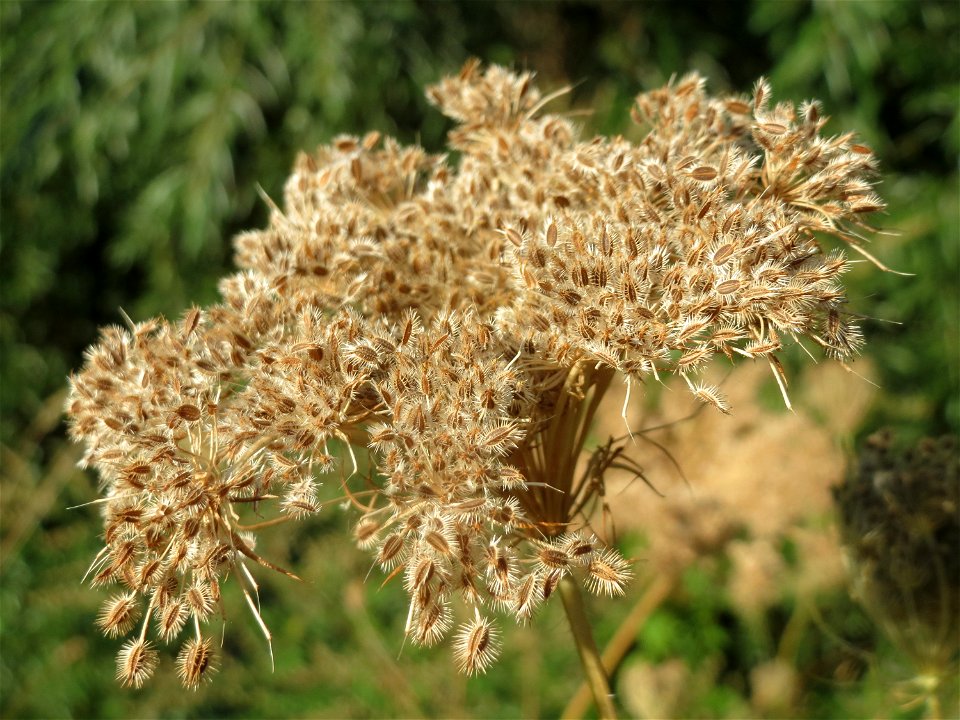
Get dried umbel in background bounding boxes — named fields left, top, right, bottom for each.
left=66, top=60, right=884, bottom=691
left=835, top=430, right=959, bottom=712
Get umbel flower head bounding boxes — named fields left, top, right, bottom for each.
left=66, top=60, right=885, bottom=687
left=835, top=431, right=959, bottom=677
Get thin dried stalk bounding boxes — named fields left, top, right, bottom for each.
left=563, top=573, right=678, bottom=719
left=559, top=574, right=617, bottom=720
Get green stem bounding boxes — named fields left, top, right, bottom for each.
left=558, top=574, right=617, bottom=720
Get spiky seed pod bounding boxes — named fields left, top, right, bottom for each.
left=536, top=543, right=571, bottom=571
left=377, top=533, right=406, bottom=570
left=411, top=600, right=452, bottom=647
left=513, top=573, right=542, bottom=621
left=96, top=593, right=141, bottom=638
left=177, top=636, right=217, bottom=689
left=453, top=612, right=500, bottom=675
left=158, top=600, right=188, bottom=642
left=586, top=548, right=633, bottom=597
left=562, top=533, right=596, bottom=566
left=116, top=638, right=158, bottom=689
left=184, top=582, right=215, bottom=621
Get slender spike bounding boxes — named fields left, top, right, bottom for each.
left=768, top=357, right=793, bottom=411
left=231, top=531, right=302, bottom=581
left=241, top=584, right=274, bottom=672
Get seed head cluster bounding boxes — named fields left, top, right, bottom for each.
left=66, top=61, right=884, bottom=686
left=835, top=431, right=959, bottom=674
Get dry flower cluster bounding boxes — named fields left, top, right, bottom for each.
left=66, top=61, right=884, bottom=689
left=835, top=431, right=959, bottom=685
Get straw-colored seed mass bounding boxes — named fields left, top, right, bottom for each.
left=66, top=60, right=883, bottom=687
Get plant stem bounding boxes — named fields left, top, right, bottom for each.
left=563, top=572, right=678, bottom=719
left=558, top=574, right=617, bottom=720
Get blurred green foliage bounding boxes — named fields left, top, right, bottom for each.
left=1, top=1, right=957, bottom=717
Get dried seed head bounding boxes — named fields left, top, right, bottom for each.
left=116, top=638, right=158, bottom=689
left=177, top=636, right=217, bottom=689
left=158, top=600, right=188, bottom=641
left=835, top=431, right=959, bottom=670
left=453, top=611, right=500, bottom=675
left=96, top=593, right=141, bottom=638
left=184, top=582, right=215, bottom=621
left=67, top=60, right=885, bottom=686
left=586, top=549, right=633, bottom=597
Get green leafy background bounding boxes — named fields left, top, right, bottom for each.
left=2, top=2, right=956, bottom=717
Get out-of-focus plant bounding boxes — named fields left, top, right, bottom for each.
left=835, top=430, right=959, bottom=718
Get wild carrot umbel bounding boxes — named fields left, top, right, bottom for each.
left=835, top=431, right=959, bottom=718
left=66, top=61, right=884, bottom=708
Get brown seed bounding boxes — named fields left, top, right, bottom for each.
left=354, top=519, right=381, bottom=548
left=716, top=279, right=742, bottom=295
left=175, top=404, right=202, bottom=422
left=514, top=574, right=539, bottom=619
left=116, top=638, right=158, bottom=688
left=570, top=262, right=590, bottom=288
left=159, top=600, right=188, bottom=640
left=558, top=288, right=582, bottom=306
left=451, top=497, right=487, bottom=515
left=620, top=274, right=638, bottom=304
left=481, top=423, right=518, bottom=452
left=759, top=122, right=788, bottom=135
left=378, top=534, right=405, bottom=568
left=689, top=166, right=718, bottom=182
left=97, top=592, right=141, bottom=638
left=185, top=584, right=214, bottom=619
left=541, top=570, right=562, bottom=600
left=424, top=530, right=452, bottom=556
left=177, top=636, right=215, bottom=689
left=725, top=99, right=751, bottom=115
left=414, top=601, right=448, bottom=646
left=411, top=557, right=436, bottom=589
left=362, top=131, right=381, bottom=150
left=537, top=547, right=570, bottom=569
left=181, top=307, right=201, bottom=341
left=453, top=614, right=500, bottom=675
left=712, top=243, right=735, bottom=264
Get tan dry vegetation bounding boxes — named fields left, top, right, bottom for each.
left=597, top=359, right=876, bottom=605
left=64, top=61, right=885, bottom=688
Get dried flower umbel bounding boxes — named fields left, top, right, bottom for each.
left=67, top=61, right=884, bottom=709
left=835, top=431, right=959, bottom=716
